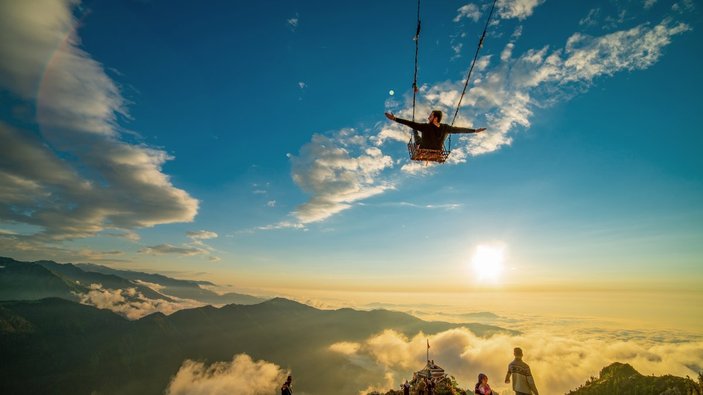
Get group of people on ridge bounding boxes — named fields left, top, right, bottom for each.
left=397, top=347, right=538, bottom=395
left=281, top=348, right=537, bottom=394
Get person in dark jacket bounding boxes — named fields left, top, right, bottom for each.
left=384, top=110, right=486, bottom=150
left=402, top=379, right=411, bottom=395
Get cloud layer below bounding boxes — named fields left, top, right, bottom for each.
left=77, top=283, right=203, bottom=320
left=166, top=354, right=288, bottom=395
left=331, top=326, right=703, bottom=395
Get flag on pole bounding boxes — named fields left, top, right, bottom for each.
left=427, top=339, right=430, bottom=349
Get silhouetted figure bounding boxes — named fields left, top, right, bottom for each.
left=384, top=110, right=485, bottom=150
left=402, top=379, right=411, bottom=395
left=427, top=377, right=436, bottom=395
left=281, top=375, right=293, bottom=395
left=504, top=348, right=538, bottom=395
left=417, top=376, right=427, bottom=395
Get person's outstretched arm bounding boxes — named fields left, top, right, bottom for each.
left=385, top=112, right=424, bottom=130
left=448, top=125, right=487, bottom=134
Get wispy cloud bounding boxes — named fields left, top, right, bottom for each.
left=579, top=8, right=601, bottom=27
left=454, top=4, right=481, bottom=23
left=455, top=0, right=544, bottom=23
left=287, top=13, right=299, bottom=32
left=0, top=1, right=198, bottom=246
left=496, top=0, right=545, bottom=20
left=187, top=230, right=218, bottom=241
left=166, top=354, right=288, bottom=395
left=381, top=202, right=462, bottom=210
left=139, top=244, right=207, bottom=256
left=672, top=0, right=695, bottom=13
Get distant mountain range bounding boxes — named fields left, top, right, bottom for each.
left=0, top=256, right=265, bottom=306
left=566, top=362, right=702, bottom=395
left=0, top=296, right=512, bottom=394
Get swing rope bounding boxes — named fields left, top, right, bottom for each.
left=411, top=0, right=421, bottom=125
left=448, top=0, right=498, bottom=151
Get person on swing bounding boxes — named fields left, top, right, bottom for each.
left=384, top=110, right=486, bottom=150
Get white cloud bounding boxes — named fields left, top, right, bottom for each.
left=187, top=230, right=219, bottom=241
left=496, top=0, right=545, bottom=20
left=500, top=42, right=515, bottom=62
left=166, top=354, right=288, bottom=395
left=266, top=200, right=276, bottom=207
left=287, top=14, right=299, bottom=31
left=289, top=130, right=394, bottom=224
left=400, top=161, right=436, bottom=175
left=104, top=230, right=141, bottom=242
left=672, top=0, right=695, bottom=13
left=256, top=221, right=306, bottom=231
left=77, top=283, right=203, bottom=320
left=645, top=0, right=658, bottom=9
left=0, top=0, right=198, bottom=244
left=452, top=42, right=464, bottom=58
left=298, top=81, right=306, bottom=89
left=384, top=202, right=462, bottom=210
left=332, top=327, right=703, bottom=395
left=560, top=21, right=690, bottom=83
left=454, top=4, right=482, bottom=23
left=579, top=8, right=601, bottom=27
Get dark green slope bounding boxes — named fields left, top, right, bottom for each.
left=567, top=362, right=701, bottom=395
left=0, top=257, right=85, bottom=301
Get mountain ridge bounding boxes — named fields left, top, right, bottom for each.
left=0, top=296, right=515, bottom=395
left=566, top=362, right=702, bottom=395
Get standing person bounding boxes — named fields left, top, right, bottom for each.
left=402, top=379, right=411, bottom=395
left=427, top=377, right=435, bottom=395
left=504, top=348, right=539, bottom=395
left=384, top=111, right=486, bottom=150
left=474, top=373, right=496, bottom=395
left=281, top=375, right=293, bottom=395
left=417, top=376, right=427, bottom=395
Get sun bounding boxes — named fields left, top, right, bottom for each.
left=471, top=244, right=506, bottom=281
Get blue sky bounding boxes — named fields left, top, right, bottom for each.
left=1, top=0, right=702, bottom=297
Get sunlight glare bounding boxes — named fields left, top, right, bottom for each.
left=471, top=244, right=506, bottom=282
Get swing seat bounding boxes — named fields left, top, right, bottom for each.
left=408, top=142, right=450, bottom=163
